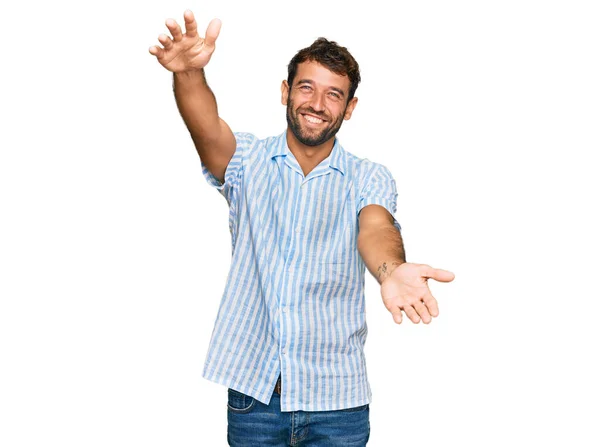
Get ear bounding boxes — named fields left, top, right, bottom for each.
left=343, top=96, right=358, bottom=120
left=281, top=80, right=290, bottom=105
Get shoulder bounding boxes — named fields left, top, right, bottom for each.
left=232, top=132, right=286, bottom=163
left=233, top=132, right=259, bottom=148
left=233, top=132, right=281, bottom=150
left=343, top=148, right=395, bottom=189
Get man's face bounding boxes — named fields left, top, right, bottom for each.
left=282, top=61, right=358, bottom=147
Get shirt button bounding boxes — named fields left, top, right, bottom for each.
left=295, top=226, right=300, bottom=233
left=282, top=307, right=287, bottom=313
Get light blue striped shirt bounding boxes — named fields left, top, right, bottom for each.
left=201, top=131, right=400, bottom=411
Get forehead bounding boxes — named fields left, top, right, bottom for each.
left=293, top=61, right=350, bottom=92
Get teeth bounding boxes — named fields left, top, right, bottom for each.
left=304, top=115, right=323, bottom=124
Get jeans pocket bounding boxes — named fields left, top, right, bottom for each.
left=340, top=403, right=369, bottom=413
left=227, top=388, right=257, bottom=414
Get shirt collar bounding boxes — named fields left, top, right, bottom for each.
left=269, top=130, right=347, bottom=176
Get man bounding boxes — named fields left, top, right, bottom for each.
left=149, top=10, right=454, bottom=446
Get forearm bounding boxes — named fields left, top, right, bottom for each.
left=357, top=224, right=406, bottom=284
left=173, top=69, right=227, bottom=147
left=173, top=69, right=236, bottom=180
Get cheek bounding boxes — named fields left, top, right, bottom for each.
left=327, top=102, right=345, bottom=117
left=334, top=107, right=347, bottom=122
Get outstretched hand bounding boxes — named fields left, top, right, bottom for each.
left=149, top=10, right=221, bottom=73
left=380, top=263, right=455, bottom=324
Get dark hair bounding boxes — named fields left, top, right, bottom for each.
left=287, top=37, right=361, bottom=102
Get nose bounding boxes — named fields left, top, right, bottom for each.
left=309, top=92, right=326, bottom=112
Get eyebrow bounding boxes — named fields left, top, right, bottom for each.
left=296, top=79, right=346, bottom=98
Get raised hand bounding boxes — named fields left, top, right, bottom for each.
left=149, top=10, right=221, bottom=73
left=380, top=263, right=455, bottom=324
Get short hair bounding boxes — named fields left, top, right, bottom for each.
left=287, top=37, right=361, bottom=102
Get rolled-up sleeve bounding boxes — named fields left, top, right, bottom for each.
left=357, top=162, right=401, bottom=231
left=201, top=132, right=256, bottom=206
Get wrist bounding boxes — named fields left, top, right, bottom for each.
left=173, top=69, right=207, bottom=86
left=377, top=260, right=404, bottom=284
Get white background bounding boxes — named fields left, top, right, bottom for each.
left=1, top=0, right=599, bottom=445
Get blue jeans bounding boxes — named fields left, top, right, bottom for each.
left=227, top=387, right=370, bottom=446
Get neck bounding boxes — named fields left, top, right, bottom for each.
left=285, top=128, right=335, bottom=159
left=285, top=129, right=336, bottom=177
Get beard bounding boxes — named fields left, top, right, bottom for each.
left=286, top=99, right=345, bottom=147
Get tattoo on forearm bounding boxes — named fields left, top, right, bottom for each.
left=377, top=261, right=402, bottom=282
left=363, top=224, right=406, bottom=282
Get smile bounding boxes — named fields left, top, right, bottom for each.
left=301, top=114, right=326, bottom=125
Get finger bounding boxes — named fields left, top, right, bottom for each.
left=183, top=10, right=198, bottom=38
left=402, top=306, right=421, bottom=324
left=391, top=309, right=403, bottom=324
left=204, top=18, right=222, bottom=47
left=165, top=18, right=183, bottom=42
left=158, top=34, right=174, bottom=51
left=413, top=301, right=432, bottom=324
left=422, top=266, right=455, bottom=283
left=148, top=45, right=165, bottom=59
left=422, top=292, right=439, bottom=318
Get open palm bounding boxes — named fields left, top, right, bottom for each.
left=149, top=10, right=221, bottom=73
left=381, top=263, right=455, bottom=324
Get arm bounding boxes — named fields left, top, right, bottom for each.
left=173, top=70, right=236, bottom=183
left=149, top=10, right=235, bottom=183
left=358, top=204, right=455, bottom=325
left=357, top=204, right=406, bottom=283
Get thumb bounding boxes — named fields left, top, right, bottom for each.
left=204, top=18, right=222, bottom=47
left=422, top=266, right=455, bottom=283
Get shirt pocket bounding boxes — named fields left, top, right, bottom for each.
left=316, top=222, right=354, bottom=264
left=309, top=189, right=357, bottom=264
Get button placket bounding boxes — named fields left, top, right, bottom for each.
left=294, top=182, right=308, bottom=235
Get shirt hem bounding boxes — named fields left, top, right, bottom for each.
left=279, top=396, right=372, bottom=412
left=201, top=364, right=277, bottom=407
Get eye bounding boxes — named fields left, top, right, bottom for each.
left=299, top=85, right=312, bottom=92
left=328, top=92, right=341, bottom=100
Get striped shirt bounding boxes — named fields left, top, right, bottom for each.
left=200, top=131, right=400, bottom=411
